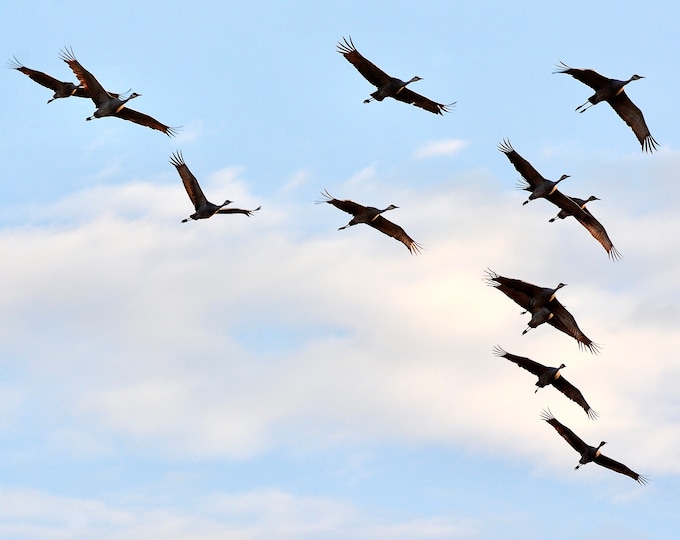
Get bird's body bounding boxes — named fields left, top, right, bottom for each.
left=318, top=190, right=421, bottom=254
left=485, top=270, right=599, bottom=354
left=170, top=151, right=260, bottom=222
left=555, top=62, right=658, bottom=153
left=493, top=347, right=597, bottom=419
left=59, top=47, right=178, bottom=136
left=547, top=193, right=621, bottom=260
left=337, top=37, right=454, bottom=115
left=541, top=409, right=647, bottom=484
left=498, top=140, right=569, bottom=205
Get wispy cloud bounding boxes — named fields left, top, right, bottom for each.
left=413, top=139, right=467, bottom=159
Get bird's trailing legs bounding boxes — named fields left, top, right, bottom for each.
left=576, top=101, right=594, bottom=113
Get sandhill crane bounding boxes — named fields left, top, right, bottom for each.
left=547, top=193, right=621, bottom=261
left=170, top=151, right=261, bottom=223
left=8, top=56, right=122, bottom=104
left=485, top=270, right=600, bottom=354
left=493, top=346, right=597, bottom=419
left=555, top=62, right=659, bottom=153
left=499, top=140, right=620, bottom=260
left=318, top=189, right=422, bottom=254
left=59, top=47, right=178, bottom=136
left=337, top=37, right=454, bottom=115
left=498, top=139, right=570, bottom=205
left=541, top=409, right=648, bottom=484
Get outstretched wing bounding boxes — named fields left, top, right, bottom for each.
left=498, top=139, right=546, bottom=190
left=59, top=47, right=110, bottom=106
left=551, top=377, right=598, bottom=419
left=608, top=91, right=659, bottom=153
left=492, top=346, right=545, bottom=377
left=554, top=62, right=610, bottom=91
left=9, top=56, right=72, bottom=91
left=170, top=151, right=208, bottom=210
left=594, top=454, right=648, bottom=484
left=369, top=215, right=422, bottom=254
left=317, top=189, right=367, bottom=217
left=337, top=36, right=391, bottom=88
left=217, top=205, right=261, bottom=217
left=116, top=107, right=179, bottom=136
left=541, top=408, right=589, bottom=454
left=548, top=190, right=622, bottom=260
left=484, top=270, right=534, bottom=311
left=392, top=87, right=454, bottom=115
left=548, top=300, right=600, bottom=354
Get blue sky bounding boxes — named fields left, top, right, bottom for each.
left=1, top=1, right=679, bottom=538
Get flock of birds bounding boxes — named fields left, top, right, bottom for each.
left=9, top=37, right=656, bottom=485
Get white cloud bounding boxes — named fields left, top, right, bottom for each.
left=0, top=487, right=474, bottom=540
left=0, top=152, right=679, bottom=480
left=413, top=139, right=467, bottom=159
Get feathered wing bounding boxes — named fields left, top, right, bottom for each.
left=541, top=409, right=589, bottom=454
left=498, top=139, right=545, bottom=190
left=551, top=377, right=598, bottom=419
left=337, top=36, right=391, bottom=88
left=170, top=151, right=208, bottom=210
left=317, top=190, right=367, bottom=216
left=571, top=208, right=622, bottom=260
left=217, top=206, right=261, bottom=216
left=59, top=47, right=110, bottom=106
left=547, top=190, right=622, bottom=260
left=608, top=91, right=659, bottom=153
left=369, top=215, right=422, bottom=254
left=116, top=107, right=178, bottom=136
left=594, top=454, right=649, bottom=484
left=554, top=62, right=609, bottom=90
left=548, top=300, right=600, bottom=354
left=492, top=346, right=545, bottom=377
left=484, top=270, right=533, bottom=311
left=392, top=87, right=453, bottom=115
left=9, top=57, right=74, bottom=91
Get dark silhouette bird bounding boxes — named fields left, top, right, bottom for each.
left=493, top=346, right=597, bottom=419
left=8, top=55, right=122, bottom=104
left=499, top=140, right=620, bottom=260
left=547, top=193, right=621, bottom=261
left=318, top=189, right=422, bottom=254
left=59, top=47, right=178, bottom=136
left=337, top=37, right=454, bottom=115
left=485, top=270, right=600, bottom=354
left=170, top=151, right=261, bottom=223
left=555, top=62, right=659, bottom=153
left=498, top=139, right=570, bottom=205
left=541, top=409, right=648, bottom=484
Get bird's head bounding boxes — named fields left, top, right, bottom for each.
left=386, top=204, right=399, bottom=211
left=557, top=174, right=570, bottom=183
left=587, top=195, right=600, bottom=202
left=631, top=74, right=645, bottom=81
left=409, top=76, right=423, bottom=83
left=598, top=441, right=607, bottom=449
left=558, top=363, right=566, bottom=370
left=555, top=282, right=567, bottom=290
left=220, top=200, right=233, bottom=208
left=128, top=92, right=141, bottom=100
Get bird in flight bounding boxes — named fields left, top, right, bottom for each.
left=555, top=62, right=659, bottom=153
left=318, top=190, right=422, bottom=254
left=337, top=36, right=454, bottom=115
